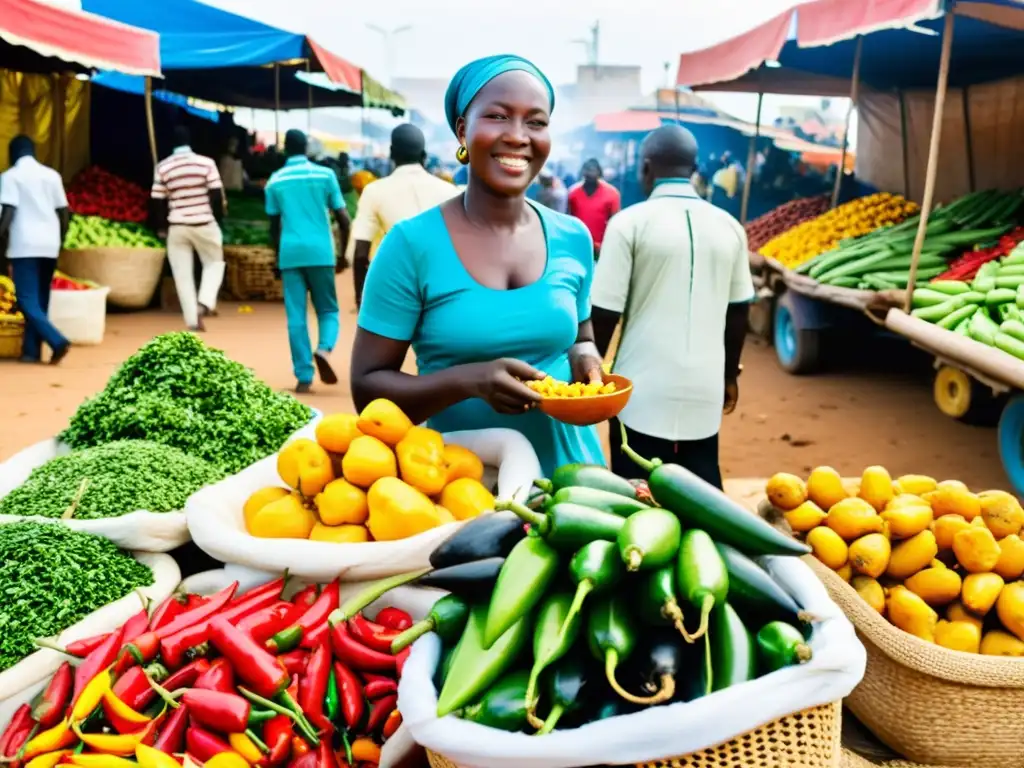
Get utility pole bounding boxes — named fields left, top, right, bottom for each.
left=365, top=23, right=413, bottom=87
left=572, top=20, right=600, bottom=67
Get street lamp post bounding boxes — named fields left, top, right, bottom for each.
left=365, top=23, right=413, bottom=88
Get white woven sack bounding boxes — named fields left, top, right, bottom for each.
left=0, top=411, right=321, bottom=552
left=185, top=428, right=541, bottom=582
left=397, top=555, right=866, bottom=768
left=0, top=552, right=180, bottom=705
left=173, top=565, right=442, bottom=768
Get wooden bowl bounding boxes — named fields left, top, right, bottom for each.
left=538, top=373, right=633, bottom=426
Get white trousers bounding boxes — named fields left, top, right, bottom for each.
left=166, top=222, right=225, bottom=327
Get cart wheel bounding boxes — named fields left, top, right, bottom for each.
left=934, top=365, right=1002, bottom=425
left=773, top=294, right=821, bottom=375
left=999, top=395, right=1024, bottom=497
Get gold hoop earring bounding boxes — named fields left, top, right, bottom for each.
left=456, top=144, right=469, bottom=165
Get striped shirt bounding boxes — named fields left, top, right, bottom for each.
left=151, top=146, right=222, bottom=226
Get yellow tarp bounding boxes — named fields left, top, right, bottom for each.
left=0, top=69, right=89, bottom=180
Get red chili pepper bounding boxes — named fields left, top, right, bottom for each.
left=238, top=602, right=301, bottom=645
left=162, top=658, right=210, bottom=692
left=32, top=661, right=73, bottom=728
left=4, top=724, right=33, bottom=763
left=366, top=694, right=397, bottom=735
left=374, top=607, right=413, bottom=631
left=316, top=738, right=340, bottom=768
left=331, top=662, right=364, bottom=732
left=382, top=709, right=402, bottom=740
left=112, top=666, right=153, bottom=711
left=290, top=745, right=317, bottom=768
left=330, top=623, right=395, bottom=672
left=264, top=715, right=294, bottom=766
left=362, top=679, right=397, bottom=700
left=72, top=625, right=124, bottom=707
left=359, top=672, right=391, bottom=684
left=287, top=674, right=300, bottom=704
left=295, top=582, right=339, bottom=650
left=121, top=607, right=151, bottom=646
left=230, top=577, right=286, bottom=607
left=347, top=616, right=400, bottom=654
left=181, top=690, right=252, bottom=733
left=298, top=643, right=331, bottom=731
left=195, top=658, right=235, bottom=693
left=291, top=737, right=312, bottom=759
left=121, top=630, right=162, bottom=671
left=186, top=724, right=233, bottom=762
left=154, top=583, right=237, bottom=640
left=160, top=585, right=271, bottom=668
left=208, top=615, right=288, bottom=699
left=64, top=633, right=110, bottom=657
left=291, top=585, right=319, bottom=608
left=279, top=650, right=309, bottom=677
left=395, top=648, right=410, bottom=678
left=0, top=706, right=31, bottom=758
left=301, top=622, right=330, bottom=651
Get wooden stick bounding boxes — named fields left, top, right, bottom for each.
left=898, top=90, right=911, bottom=199
left=307, top=58, right=313, bottom=134
left=740, top=93, right=763, bottom=225
left=962, top=84, right=975, bottom=193
left=904, top=12, right=955, bottom=312
left=831, top=36, right=863, bottom=209
left=274, top=63, right=281, bottom=148
left=144, top=77, right=158, bottom=166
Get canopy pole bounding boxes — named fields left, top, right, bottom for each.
left=306, top=59, right=313, bottom=134
left=904, top=12, right=955, bottom=313
left=274, top=63, right=281, bottom=148
left=144, top=76, right=158, bottom=166
left=831, top=35, right=863, bottom=209
left=898, top=90, right=911, bottom=199
left=674, top=88, right=681, bottom=125
left=962, top=85, right=975, bottom=193
left=740, top=92, right=763, bottom=225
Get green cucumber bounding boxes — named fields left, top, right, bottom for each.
left=709, top=603, right=757, bottom=693
left=995, top=332, right=1024, bottom=360
left=756, top=621, right=813, bottom=673
left=912, top=288, right=955, bottom=308
left=936, top=304, right=978, bottom=330
left=987, top=288, right=1018, bottom=306
left=996, top=275, right=1024, bottom=289
left=928, top=281, right=973, bottom=295
left=969, top=311, right=1000, bottom=345
left=677, top=529, right=729, bottom=643
left=911, top=296, right=965, bottom=323
left=1000, top=319, right=1024, bottom=344
left=618, top=508, right=682, bottom=572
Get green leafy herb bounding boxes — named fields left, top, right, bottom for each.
left=0, top=522, right=153, bottom=670
left=0, top=440, right=222, bottom=520
left=59, top=332, right=312, bottom=474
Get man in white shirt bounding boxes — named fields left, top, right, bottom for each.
left=350, top=124, right=458, bottom=308
left=591, top=125, right=754, bottom=489
left=0, top=135, right=71, bottom=365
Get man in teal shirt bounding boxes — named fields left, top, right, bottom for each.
left=266, top=130, right=350, bottom=393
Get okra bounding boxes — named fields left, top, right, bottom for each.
left=1001, top=319, right=1024, bottom=344
left=996, top=275, right=1024, bottom=289
left=936, top=304, right=978, bottom=330
left=969, top=311, right=1000, bottom=346
left=986, top=288, right=1017, bottom=306
left=954, top=316, right=973, bottom=336
left=912, top=288, right=955, bottom=308
left=997, top=264, right=1024, bottom=277
left=928, top=281, right=973, bottom=296
left=911, top=296, right=965, bottom=323
left=995, top=332, right=1024, bottom=361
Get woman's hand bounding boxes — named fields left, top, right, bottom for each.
left=569, top=341, right=603, bottom=385
left=465, top=358, right=544, bottom=415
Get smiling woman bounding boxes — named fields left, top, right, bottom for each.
left=349, top=54, right=605, bottom=474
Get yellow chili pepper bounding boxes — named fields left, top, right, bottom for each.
left=23, top=720, right=76, bottom=760
left=71, top=668, right=112, bottom=721
left=228, top=733, right=262, bottom=764
left=205, top=753, right=250, bottom=768
left=24, top=749, right=73, bottom=768
left=136, top=744, right=182, bottom=768
left=72, top=722, right=144, bottom=756
left=67, top=754, right=139, bottom=768
left=102, top=690, right=151, bottom=731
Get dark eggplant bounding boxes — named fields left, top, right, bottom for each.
left=429, top=510, right=526, bottom=568
left=457, top=670, right=530, bottom=732
left=535, top=656, right=588, bottom=734
left=714, top=542, right=804, bottom=624
left=417, top=558, right=504, bottom=598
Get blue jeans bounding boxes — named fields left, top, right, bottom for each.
left=11, top=258, right=67, bottom=360
left=281, top=266, right=339, bottom=384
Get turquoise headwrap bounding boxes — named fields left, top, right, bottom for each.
left=444, top=54, right=555, bottom=134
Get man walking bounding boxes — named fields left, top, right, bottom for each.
left=151, top=125, right=226, bottom=331
left=0, top=135, right=70, bottom=364
left=568, top=158, right=620, bottom=260
left=265, top=130, right=350, bottom=393
left=350, top=123, right=458, bottom=309
left=536, top=171, right=568, bottom=213
left=591, top=125, right=754, bottom=489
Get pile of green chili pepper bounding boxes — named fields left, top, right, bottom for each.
left=372, top=428, right=817, bottom=735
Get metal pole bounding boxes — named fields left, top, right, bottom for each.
left=274, top=63, right=280, bottom=148
left=674, top=88, right=681, bottom=125
left=306, top=58, right=313, bottom=134
left=831, top=35, right=863, bottom=208
left=899, top=91, right=911, bottom=198
left=904, top=12, right=955, bottom=312
left=144, top=76, right=158, bottom=165
left=740, top=92, right=763, bottom=224
left=962, top=85, right=975, bottom=193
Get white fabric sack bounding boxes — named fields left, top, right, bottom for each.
left=398, top=555, right=866, bottom=768
left=0, top=411, right=321, bottom=553
left=48, top=286, right=110, bottom=345
left=175, top=566, right=443, bottom=768
left=0, top=552, right=180, bottom=705
left=186, top=428, right=541, bottom=581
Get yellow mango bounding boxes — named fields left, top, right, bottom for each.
left=806, top=466, right=847, bottom=511
left=947, top=601, right=984, bottom=630
left=827, top=497, right=883, bottom=541
left=934, top=620, right=981, bottom=654
left=996, top=580, right=1024, bottom=641
left=933, top=514, right=970, bottom=551
left=994, top=534, right=1024, bottom=580
left=356, top=398, right=413, bottom=446
left=848, top=533, right=891, bottom=579
left=979, top=490, right=1024, bottom=538
left=243, top=486, right=291, bottom=531
left=439, top=478, right=495, bottom=521
left=314, top=479, right=369, bottom=526
left=842, top=479, right=861, bottom=497
left=342, top=435, right=398, bottom=489
left=315, top=413, right=363, bottom=454
left=887, top=585, right=938, bottom=642
left=851, top=576, right=885, bottom=614
left=896, top=474, right=937, bottom=496
left=886, top=530, right=938, bottom=580
left=835, top=563, right=853, bottom=582
left=277, top=439, right=335, bottom=497
left=249, top=493, right=317, bottom=539
left=435, top=505, right=456, bottom=524
left=308, top=522, right=371, bottom=544
left=367, top=477, right=447, bottom=541
left=396, top=430, right=447, bottom=496
left=904, top=566, right=962, bottom=606
left=961, top=572, right=1004, bottom=616
left=881, top=497, right=933, bottom=539
left=784, top=500, right=827, bottom=533
left=859, top=466, right=895, bottom=512
left=980, top=629, right=1024, bottom=656
left=443, top=444, right=485, bottom=484
left=926, top=482, right=980, bottom=520
left=952, top=526, right=1001, bottom=573
left=765, top=473, right=807, bottom=511
left=807, top=526, right=848, bottom=570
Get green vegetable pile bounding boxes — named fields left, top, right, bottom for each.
left=0, top=440, right=222, bottom=520
left=65, top=215, right=163, bottom=249
left=223, top=220, right=271, bottom=247
left=60, top=332, right=313, bottom=474
left=0, top=522, right=153, bottom=671
left=225, top=191, right=269, bottom=222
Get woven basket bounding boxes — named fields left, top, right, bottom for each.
left=426, top=701, right=841, bottom=768
left=840, top=747, right=962, bottom=768
left=0, top=317, right=24, bottom=359
left=223, top=245, right=282, bottom=301
left=58, top=247, right=165, bottom=309
left=808, top=557, right=1024, bottom=767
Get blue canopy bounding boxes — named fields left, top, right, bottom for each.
left=91, top=72, right=221, bottom=121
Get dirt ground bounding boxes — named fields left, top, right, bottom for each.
left=0, top=275, right=1012, bottom=491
